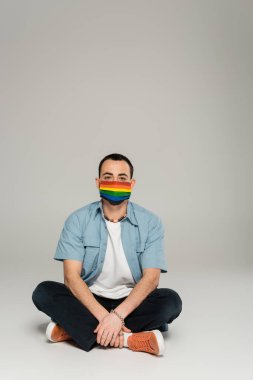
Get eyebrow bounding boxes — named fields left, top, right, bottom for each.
left=102, top=172, right=128, bottom=177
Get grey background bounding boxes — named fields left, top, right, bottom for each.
left=0, top=1, right=252, bottom=379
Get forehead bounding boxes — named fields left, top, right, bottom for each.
left=100, top=159, right=130, bottom=175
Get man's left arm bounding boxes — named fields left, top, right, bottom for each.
left=114, top=267, right=160, bottom=319
left=115, top=216, right=168, bottom=319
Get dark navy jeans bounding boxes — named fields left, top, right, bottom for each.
left=32, top=280, right=182, bottom=352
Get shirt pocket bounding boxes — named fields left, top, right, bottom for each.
left=82, top=237, right=100, bottom=275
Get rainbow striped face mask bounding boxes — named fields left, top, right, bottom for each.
left=99, top=180, right=132, bottom=205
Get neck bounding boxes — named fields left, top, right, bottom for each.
left=101, top=199, right=128, bottom=221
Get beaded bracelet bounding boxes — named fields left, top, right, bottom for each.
left=110, top=309, right=125, bottom=326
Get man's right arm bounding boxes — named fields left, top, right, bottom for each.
left=63, top=259, right=109, bottom=322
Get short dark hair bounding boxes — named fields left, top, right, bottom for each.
left=98, top=153, right=134, bottom=179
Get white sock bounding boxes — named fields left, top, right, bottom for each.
left=123, top=332, right=132, bottom=347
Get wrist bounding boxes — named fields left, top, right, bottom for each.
left=114, top=306, right=127, bottom=320
left=110, top=309, right=125, bottom=326
left=98, top=309, right=110, bottom=322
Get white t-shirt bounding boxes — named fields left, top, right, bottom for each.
left=89, top=219, right=135, bottom=299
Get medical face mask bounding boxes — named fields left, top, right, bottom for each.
left=99, top=180, right=132, bottom=205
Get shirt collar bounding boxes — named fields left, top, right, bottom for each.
left=96, top=199, right=138, bottom=226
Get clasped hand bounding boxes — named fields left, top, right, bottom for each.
left=94, top=312, right=132, bottom=348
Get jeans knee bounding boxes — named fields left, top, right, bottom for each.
left=160, top=288, right=182, bottom=315
left=172, top=291, right=182, bottom=315
left=32, top=281, right=54, bottom=308
left=177, top=294, right=182, bottom=314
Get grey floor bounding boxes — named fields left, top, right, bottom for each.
left=1, top=268, right=252, bottom=380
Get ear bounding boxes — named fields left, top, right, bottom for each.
left=130, top=179, right=136, bottom=189
left=95, top=178, right=100, bottom=189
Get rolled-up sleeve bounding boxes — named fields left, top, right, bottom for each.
left=140, top=216, right=168, bottom=273
left=54, top=213, right=84, bottom=262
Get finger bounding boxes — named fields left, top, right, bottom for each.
left=97, top=329, right=105, bottom=344
left=110, top=333, right=117, bottom=346
left=122, top=325, right=132, bottom=333
left=114, top=335, right=120, bottom=348
left=99, top=332, right=106, bottom=346
left=110, top=332, right=117, bottom=347
left=119, top=334, right=124, bottom=348
left=100, top=331, right=109, bottom=346
left=94, top=323, right=101, bottom=333
left=104, top=331, right=113, bottom=347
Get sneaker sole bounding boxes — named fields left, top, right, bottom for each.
left=128, top=329, right=166, bottom=356
left=46, top=321, right=58, bottom=342
left=152, top=329, right=165, bottom=355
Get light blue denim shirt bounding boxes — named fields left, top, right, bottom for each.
left=54, top=200, right=168, bottom=286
